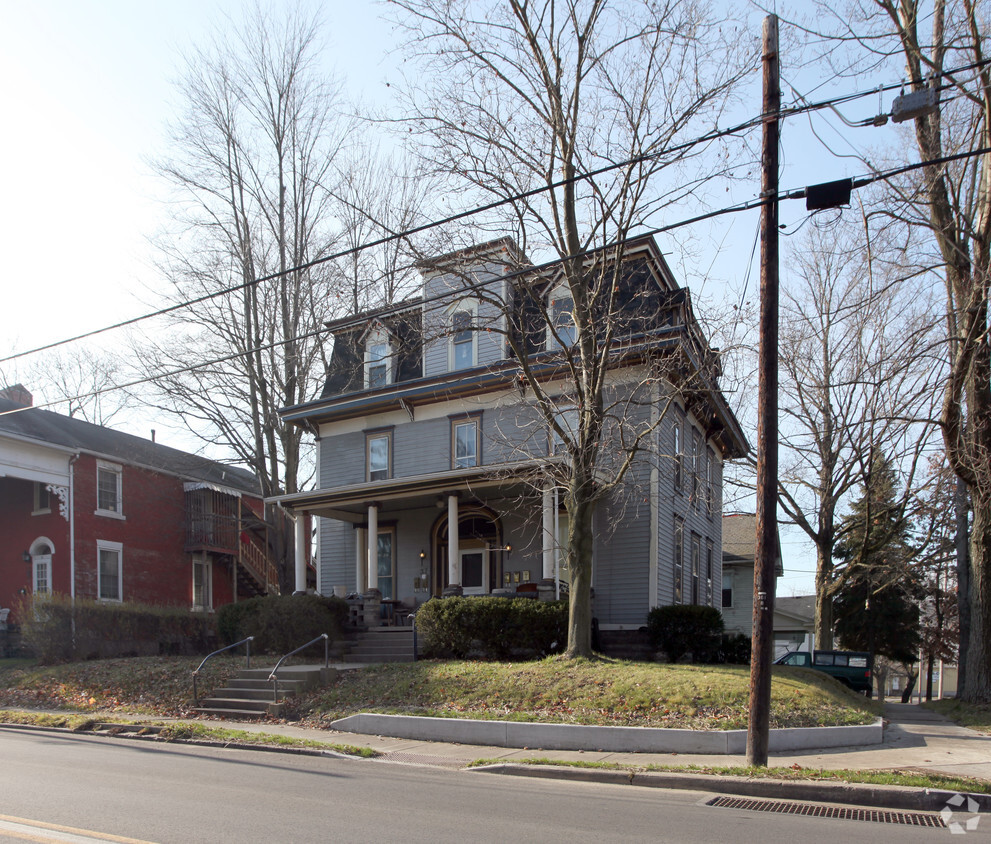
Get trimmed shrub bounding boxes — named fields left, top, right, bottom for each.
left=215, top=594, right=348, bottom=656
left=415, top=596, right=567, bottom=660
left=718, top=632, right=752, bottom=664
left=19, top=595, right=217, bottom=665
left=646, top=604, right=724, bottom=663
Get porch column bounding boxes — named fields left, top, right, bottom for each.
left=542, top=483, right=555, bottom=580
left=367, top=504, right=379, bottom=591
left=355, top=527, right=367, bottom=593
left=447, top=494, right=459, bottom=586
left=293, top=513, right=307, bottom=595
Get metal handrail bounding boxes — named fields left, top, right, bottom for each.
left=268, top=634, right=329, bottom=703
left=410, top=612, right=418, bottom=662
left=192, top=636, right=254, bottom=707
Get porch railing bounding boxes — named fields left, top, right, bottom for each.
left=191, top=636, right=254, bottom=707
left=268, top=634, right=329, bottom=703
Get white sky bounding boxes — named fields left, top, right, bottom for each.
left=1, top=1, right=913, bottom=597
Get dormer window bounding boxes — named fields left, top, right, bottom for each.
left=364, top=328, right=393, bottom=389
left=449, top=302, right=477, bottom=371
left=548, top=284, right=576, bottom=349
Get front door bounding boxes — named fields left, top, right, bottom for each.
left=460, top=550, right=487, bottom=595
left=33, top=554, right=51, bottom=595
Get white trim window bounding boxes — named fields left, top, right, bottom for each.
left=97, top=540, right=123, bottom=602
left=550, top=406, right=578, bottom=456
left=192, top=555, right=212, bottom=611
left=32, top=483, right=51, bottom=515
left=452, top=416, right=481, bottom=469
left=673, top=421, right=683, bottom=493
left=706, top=540, right=714, bottom=606
left=30, top=540, right=53, bottom=595
left=448, top=301, right=477, bottom=371
left=706, top=445, right=716, bottom=518
left=366, top=431, right=392, bottom=482
left=673, top=516, right=684, bottom=604
left=364, top=327, right=393, bottom=389
left=547, top=283, right=576, bottom=349
left=96, top=461, right=124, bottom=518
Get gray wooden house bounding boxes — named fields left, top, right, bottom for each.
left=272, top=235, right=747, bottom=630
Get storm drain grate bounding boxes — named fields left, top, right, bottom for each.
left=382, top=752, right=468, bottom=768
left=706, top=796, right=945, bottom=828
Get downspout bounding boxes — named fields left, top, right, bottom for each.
left=69, top=453, right=79, bottom=601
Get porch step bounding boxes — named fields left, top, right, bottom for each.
left=343, top=628, right=416, bottom=663
left=193, top=665, right=336, bottom=720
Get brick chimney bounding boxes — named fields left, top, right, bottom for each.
left=0, top=384, right=33, bottom=406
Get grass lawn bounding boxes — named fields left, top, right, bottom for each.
left=926, top=698, right=991, bottom=734
left=295, top=658, right=880, bottom=730
left=0, top=655, right=879, bottom=729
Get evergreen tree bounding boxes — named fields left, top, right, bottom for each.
left=832, top=453, right=922, bottom=665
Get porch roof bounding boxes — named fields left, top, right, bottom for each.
left=267, top=458, right=561, bottom=523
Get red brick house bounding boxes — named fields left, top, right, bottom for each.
left=0, top=387, right=283, bottom=622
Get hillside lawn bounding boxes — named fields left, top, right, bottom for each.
left=0, top=656, right=878, bottom=730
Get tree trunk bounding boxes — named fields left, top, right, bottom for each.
left=814, top=541, right=833, bottom=649
left=956, top=476, right=970, bottom=698
left=565, top=492, right=596, bottom=658
left=964, top=491, right=991, bottom=702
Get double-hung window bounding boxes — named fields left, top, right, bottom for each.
left=705, top=540, right=714, bottom=606
left=97, top=540, right=123, bottom=602
left=452, top=416, right=481, bottom=469
left=673, top=516, right=684, bottom=604
left=548, top=284, right=576, bottom=349
left=691, top=429, right=701, bottom=510
left=192, top=556, right=212, bottom=611
left=451, top=308, right=475, bottom=370
left=673, top=422, right=683, bottom=493
left=364, top=327, right=392, bottom=389
left=706, top=446, right=716, bottom=518
left=691, top=533, right=701, bottom=605
left=96, top=461, right=123, bottom=518
left=366, top=431, right=392, bottom=482
left=550, top=406, right=578, bottom=456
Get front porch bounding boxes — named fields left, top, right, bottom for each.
left=273, top=463, right=571, bottom=617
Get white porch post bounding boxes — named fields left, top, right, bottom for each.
left=355, top=527, right=367, bottom=593
left=542, top=483, right=555, bottom=580
left=293, top=513, right=307, bottom=594
left=447, top=494, right=459, bottom=587
left=367, top=504, right=379, bottom=591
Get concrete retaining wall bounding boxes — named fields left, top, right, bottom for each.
left=330, top=713, right=883, bottom=754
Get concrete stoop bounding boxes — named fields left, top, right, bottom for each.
left=342, top=627, right=416, bottom=664
left=194, top=665, right=337, bottom=720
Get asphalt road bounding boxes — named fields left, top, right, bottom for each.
left=0, top=728, right=981, bottom=843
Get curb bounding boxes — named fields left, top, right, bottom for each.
left=472, top=763, right=991, bottom=814
left=331, top=712, right=884, bottom=753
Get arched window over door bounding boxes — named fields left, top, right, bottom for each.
left=29, top=538, right=54, bottom=595
left=430, top=507, right=502, bottom=597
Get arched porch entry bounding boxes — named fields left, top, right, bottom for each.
left=430, top=504, right=503, bottom=597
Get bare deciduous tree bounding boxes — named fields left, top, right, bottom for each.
left=138, top=5, right=352, bottom=587
left=392, top=0, right=751, bottom=656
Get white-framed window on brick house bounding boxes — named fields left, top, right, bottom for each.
left=448, top=300, right=477, bottom=371
left=30, top=539, right=53, bottom=595
left=690, top=533, right=702, bottom=604
left=673, top=421, right=683, bottom=493
left=97, top=540, right=123, bottom=602
left=364, top=327, right=393, bottom=389
left=192, top=555, right=212, bottom=612
left=366, top=430, right=392, bottom=482
left=673, top=516, right=684, bottom=604
left=547, top=283, right=576, bottom=349
left=96, top=461, right=123, bottom=518
left=452, top=415, right=481, bottom=469
left=32, top=483, right=51, bottom=515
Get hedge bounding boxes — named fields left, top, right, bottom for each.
left=19, top=595, right=218, bottom=664
left=216, top=594, right=348, bottom=655
left=646, top=604, right=725, bottom=663
left=415, top=596, right=567, bottom=660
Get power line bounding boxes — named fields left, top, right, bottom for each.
left=8, top=60, right=981, bottom=366
left=8, top=142, right=989, bottom=420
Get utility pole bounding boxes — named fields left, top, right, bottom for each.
left=747, top=13, right=780, bottom=768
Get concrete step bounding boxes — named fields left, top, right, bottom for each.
left=197, top=696, right=278, bottom=713
left=227, top=678, right=305, bottom=694
left=208, top=687, right=283, bottom=702
left=342, top=652, right=414, bottom=664
left=192, top=706, right=272, bottom=720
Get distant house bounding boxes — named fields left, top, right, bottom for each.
left=720, top=513, right=813, bottom=655
left=271, top=236, right=748, bottom=629
left=0, top=386, right=284, bottom=621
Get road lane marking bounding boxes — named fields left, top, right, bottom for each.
left=0, top=815, right=157, bottom=844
